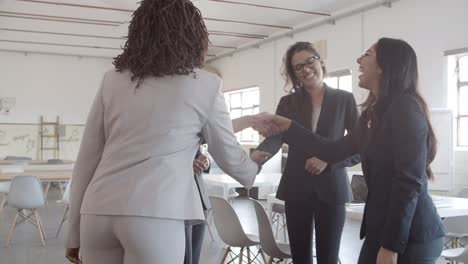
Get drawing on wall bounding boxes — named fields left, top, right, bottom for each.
left=12, top=134, right=36, bottom=153
left=0, top=123, right=84, bottom=160
left=62, top=127, right=80, bottom=142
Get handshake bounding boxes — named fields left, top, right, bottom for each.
left=247, top=112, right=292, bottom=138
left=244, top=112, right=293, bottom=169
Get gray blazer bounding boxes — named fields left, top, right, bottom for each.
left=66, top=69, right=257, bottom=248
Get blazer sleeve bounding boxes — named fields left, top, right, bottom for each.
left=282, top=120, right=360, bottom=164
left=256, top=96, right=289, bottom=160
left=381, top=96, right=427, bottom=253
left=202, top=80, right=258, bottom=188
left=66, top=76, right=107, bottom=248
left=330, top=93, right=361, bottom=169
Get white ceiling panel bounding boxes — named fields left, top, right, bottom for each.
left=0, top=0, right=384, bottom=59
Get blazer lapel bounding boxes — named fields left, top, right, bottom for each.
left=315, top=86, right=331, bottom=137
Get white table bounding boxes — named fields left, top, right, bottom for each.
left=267, top=194, right=468, bottom=221
left=346, top=195, right=468, bottom=220
left=203, top=172, right=282, bottom=200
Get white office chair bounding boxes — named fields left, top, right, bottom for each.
left=251, top=199, right=292, bottom=264
left=442, top=246, right=468, bottom=263
left=6, top=175, right=46, bottom=246
left=443, top=216, right=468, bottom=249
left=0, top=166, right=24, bottom=213
left=210, top=196, right=267, bottom=264
left=206, top=184, right=239, bottom=241
left=56, top=179, right=71, bottom=237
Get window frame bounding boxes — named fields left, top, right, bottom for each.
left=324, top=69, right=353, bottom=92
left=456, top=55, right=468, bottom=147
left=224, top=86, right=260, bottom=144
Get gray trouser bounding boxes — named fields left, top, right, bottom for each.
left=184, top=220, right=206, bottom=264
left=80, top=214, right=185, bottom=264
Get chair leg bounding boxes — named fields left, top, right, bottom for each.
left=6, top=211, right=19, bottom=247
left=36, top=210, right=47, bottom=240
left=221, top=246, right=231, bottom=263
left=247, top=246, right=251, bottom=263
left=56, top=205, right=69, bottom=237
left=282, top=214, right=287, bottom=242
left=268, top=256, right=273, bottom=264
left=33, top=209, right=46, bottom=246
left=275, top=215, right=280, bottom=240
left=239, top=247, right=244, bottom=264
left=43, top=182, right=51, bottom=203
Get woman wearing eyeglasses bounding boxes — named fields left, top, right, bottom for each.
left=252, top=41, right=360, bottom=263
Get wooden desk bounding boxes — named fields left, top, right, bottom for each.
left=0, top=170, right=72, bottom=182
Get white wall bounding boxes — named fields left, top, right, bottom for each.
left=0, top=51, right=112, bottom=124
left=210, top=0, right=468, bottom=190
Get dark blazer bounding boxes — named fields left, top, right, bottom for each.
left=257, top=85, right=360, bottom=204
left=282, top=93, right=446, bottom=253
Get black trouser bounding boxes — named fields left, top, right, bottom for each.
left=184, top=221, right=206, bottom=264
left=285, top=198, right=346, bottom=264
left=358, top=237, right=444, bottom=264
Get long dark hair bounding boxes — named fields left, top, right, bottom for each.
left=361, top=38, right=437, bottom=179
left=282, top=41, right=327, bottom=93
left=113, top=0, right=209, bottom=85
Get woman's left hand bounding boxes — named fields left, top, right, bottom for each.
left=193, top=154, right=209, bottom=176
left=304, top=157, right=327, bottom=175
left=66, top=248, right=82, bottom=264
left=376, top=247, right=398, bottom=264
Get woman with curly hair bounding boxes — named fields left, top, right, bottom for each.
left=65, top=0, right=269, bottom=263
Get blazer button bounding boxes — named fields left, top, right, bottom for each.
left=401, top=241, right=406, bottom=245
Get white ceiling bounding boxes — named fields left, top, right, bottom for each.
left=0, top=0, right=377, bottom=59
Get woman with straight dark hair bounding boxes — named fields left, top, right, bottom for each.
left=65, top=0, right=269, bottom=263
left=258, top=38, right=446, bottom=264
left=253, top=41, right=360, bottom=264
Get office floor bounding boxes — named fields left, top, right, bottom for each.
left=0, top=189, right=448, bottom=264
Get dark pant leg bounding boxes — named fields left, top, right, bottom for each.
left=190, top=222, right=206, bottom=264
left=285, top=200, right=315, bottom=264
left=398, top=237, right=444, bottom=264
left=314, top=202, right=346, bottom=264
left=357, top=239, right=380, bottom=264
left=184, top=221, right=193, bottom=264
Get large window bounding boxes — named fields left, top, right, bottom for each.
left=324, top=69, right=352, bottom=93
left=224, top=87, right=260, bottom=144
left=447, top=51, right=468, bottom=147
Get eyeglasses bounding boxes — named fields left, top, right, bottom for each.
left=293, top=56, right=320, bottom=73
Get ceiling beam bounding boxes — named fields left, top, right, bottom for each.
left=0, top=27, right=125, bottom=40
left=0, top=11, right=123, bottom=25
left=209, top=45, right=236, bottom=49
left=0, top=39, right=121, bottom=50
left=0, top=14, right=118, bottom=27
left=207, top=0, right=400, bottom=62
left=209, top=30, right=267, bottom=39
left=17, top=0, right=134, bottom=12
left=17, top=0, right=291, bottom=29
left=204, top=18, right=291, bottom=29
left=207, top=0, right=331, bottom=16
left=0, top=48, right=114, bottom=59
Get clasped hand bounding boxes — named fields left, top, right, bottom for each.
left=249, top=112, right=292, bottom=137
